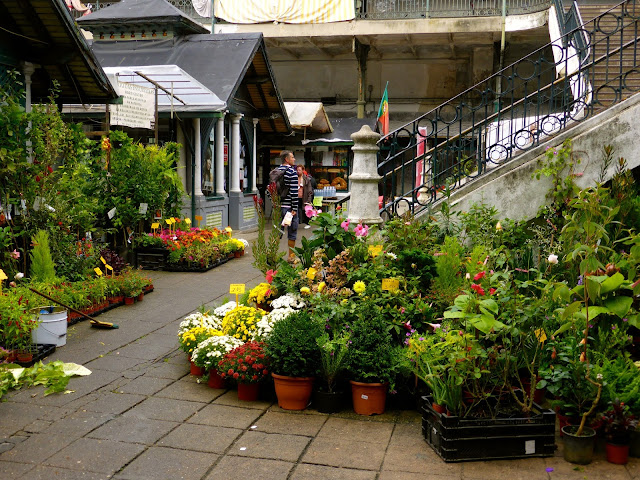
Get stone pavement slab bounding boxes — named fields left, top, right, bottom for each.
left=290, top=463, right=377, bottom=480
left=187, top=404, right=264, bottom=429
left=123, top=397, right=205, bottom=422
left=87, top=416, right=178, bottom=444
left=255, top=411, right=327, bottom=436
left=203, top=455, right=294, bottom=480
left=155, top=376, right=225, bottom=403
left=302, top=436, right=387, bottom=470
left=143, top=361, right=188, bottom=380
left=316, top=416, right=394, bottom=444
left=24, top=465, right=113, bottom=480
left=382, top=440, right=463, bottom=476
left=212, top=388, right=274, bottom=410
left=44, top=437, right=146, bottom=475
left=156, top=423, right=243, bottom=453
left=114, top=374, right=175, bottom=396
left=114, top=446, right=217, bottom=480
left=83, top=392, right=147, bottom=415
left=232, top=430, right=311, bottom=462
left=0, top=460, right=34, bottom=477
left=0, top=432, right=75, bottom=465
left=43, top=410, right=114, bottom=437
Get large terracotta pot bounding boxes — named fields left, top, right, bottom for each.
left=237, top=382, right=260, bottom=401
left=272, top=373, right=314, bottom=410
left=350, top=380, right=388, bottom=415
left=208, top=369, right=225, bottom=389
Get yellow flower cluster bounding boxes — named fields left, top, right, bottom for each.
left=222, top=306, right=265, bottom=341
left=229, top=238, right=245, bottom=251
left=368, top=245, right=383, bottom=257
left=248, top=283, right=273, bottom=304
left=179, top=326, right=220, bottom=353
left=353, top=281, right=366, bottom=294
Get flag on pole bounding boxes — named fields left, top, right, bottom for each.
left=377, top=82, right=389, bottom=136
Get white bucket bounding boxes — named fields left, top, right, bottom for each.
left=31, top=306, right=67, bottom=347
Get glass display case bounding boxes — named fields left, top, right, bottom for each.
left=308, top=147, right=349, bottom=191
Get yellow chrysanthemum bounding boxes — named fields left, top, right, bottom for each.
left=317, top=281, right=326, bottom=293
left=300, top=287, right=311, bottom=295
left=353, top=281, right=366, bottom=294
left=341, top=299, right=348, bottom=306
left=306, top=268, right=317, bottom=280
left=368, top=245, right=383, bottom=257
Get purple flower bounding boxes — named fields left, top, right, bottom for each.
left=546, top=467, right=554, bottom=473
left=623, top=318, right=628, bottom=322
left=418, top=337, right=425, bottom=341
left=612, top=325, right=617, bottom=330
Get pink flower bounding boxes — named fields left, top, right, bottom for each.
left=340, top=219, right=350, bottom=232
left=304, top=205, right=321, bottom=218
left=354, top=223, right=369, bottom=237
left=10, top=250, right=20, bottom=260
left=266, top=269, right=277, bottom=284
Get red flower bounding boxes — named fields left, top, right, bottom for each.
left=266, top=269, right=277, bottom=284
left=489, top=288, right=497, bottom=295
left=471, top=284, right=485, bottom=296
left=233, top=372, right=239, bottom=379
left=473, top=271, right=486, bottom=281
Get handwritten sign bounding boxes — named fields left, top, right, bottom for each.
left=535, top=328, right=547, bottom=343
left=100, top=256, right=107, bottom=265
left=107, top=207, right=117, bottom=219
left=230, top=284, right=245, bottom=294
left=139, top=203, right=148, bottom=215
left=165, top=219, right=172, bottom=225
left=151, top=222, right=160, bottom=230
left=313, top=196, right=323, bottom=207
left=381, top=278, right=400, bottom=291
left=94, top=267, right=103, bottom=276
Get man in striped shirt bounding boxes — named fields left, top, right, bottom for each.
left=278, top=150, right=299, bottom=260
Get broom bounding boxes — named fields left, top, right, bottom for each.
left=29, top=287, right=119, bottom=329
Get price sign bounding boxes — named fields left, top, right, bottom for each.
left=139, top=203, right=148, bottom=215
left=535, top=328, right=547, bottom=343
left=151, top=222, right=160, bottom=230
left=381, top=278, right=400, bottom=291
left=94, top=267, right=103, bottom=276
left=313, top=196, right=323, bottom=207
left=165, top=219, right=172, bottom=225
left=230, top=284, right=245, bottom=294
left=184, top=218, right=191, bottom=225
left=107, top=207, right=117, bottom=219
left=100, top=256, right=107, bottom=265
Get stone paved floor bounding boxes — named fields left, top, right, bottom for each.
left=1, top=228, right=638, bottom=479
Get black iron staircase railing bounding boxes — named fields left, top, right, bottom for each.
left=378, top=0, right=640, bottom=219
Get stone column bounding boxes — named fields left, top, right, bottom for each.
left=215, top=113, right=226, bottom=195
left=252, top=118, right=259, bottom=193
left=23, top=62, right=36, bottom=113
left=230, top=113, right=243, bottom=193
left=193, top=117, right=203, bottom=197
left=348, top=125, right=383, bottom=225
left=176, top=124, right=187, bottom=189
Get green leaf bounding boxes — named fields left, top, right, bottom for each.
left=554, top=284, right=571, bottom=302
left=453, top=295, right=470, bottom=310
left=603, top=296, right=633, bottom=318
left=580, top=306, right=610, bottom=321
left=600, top=272, right=625, bottom=294
left=479, top=299, right=499, bottom=315
left=553, top=321, right=575, bottom=336
left=561, top=301, right=582, bottom=320
left=585, top=275, right=601, bottom=301
left=470, top=315, right=505, bottom=334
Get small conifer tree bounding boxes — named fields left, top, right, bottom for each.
left=30, top=230, right=56, bottom=282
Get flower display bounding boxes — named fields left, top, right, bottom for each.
left=191, top=335, right=244, bottom=370
left=248, top=283, right=274, bottom=305
left=179, top=326, right=220, bottom=354
left=221, top=305, right=265, bottom=341
left=354, top=223, right=369, bottom=237
left=213, top=301, right=237, bottom=319
left=340, top=219, right=350, bottom=232
left=269, top=293, right=305, bottom=310
left=178, top=312, right=222, bottom=337
left=218, top=341, right=269, bottom=384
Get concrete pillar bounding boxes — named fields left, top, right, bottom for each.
left=23, top=62, right=36, bottom=113
left=193, top=117, right=203, bottom=197
left=252, top=118, right=259, bottom=193
left=348, top=125, right=383, bottom=225
left=230, top=113, right=243, bottom=193
left=215, top=113, right=226, bottom=195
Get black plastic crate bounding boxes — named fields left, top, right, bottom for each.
left=421, top=395, right=556, bottom=462
left=15, top=344, right=57, bottom=367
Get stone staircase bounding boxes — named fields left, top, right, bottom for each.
left=576, top=3, right=640, bottom=112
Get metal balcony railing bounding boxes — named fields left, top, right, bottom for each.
left=377, top=0, right=640, bottom=219
left=70, top=0, right=550, bottom=21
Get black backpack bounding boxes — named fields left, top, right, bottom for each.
left=268, top=167, right=289, bottom=201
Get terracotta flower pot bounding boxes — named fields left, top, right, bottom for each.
left=272, top=373, right=314, bottom=410
left=237, top=382, right=260, bottom=401
left=208, top=369, right=225, bottom=389
left=137, top=293, right=144, bottom=302
left=350, top=380, right=388, bottom=415
left=190, top=361, right=205, bottom=377
left=124, top=296, right=135, bottom=305
left=16, top=351, right=33, bottom=363
left=431, top=402, right=446, bottom=414
left=234, top=250, right=242, bottom=258
left=606, top=443, right=629, bottom=465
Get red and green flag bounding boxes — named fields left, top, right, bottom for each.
left=377, top=82, right=389, bottom=136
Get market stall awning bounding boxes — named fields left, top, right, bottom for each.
left=284, top=102, right=332, bottom=134
left=104, top=65, right=225, bottom=113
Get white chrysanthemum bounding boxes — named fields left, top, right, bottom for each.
left=213, top=301, right=237, bottom=318
left=270, top=293, right=305, bottom=310
left=238, top=238, right=249, bottom=249
left=178, top=312, right=220, bottom=336
left=386, top=252, right=397, bottom=260
left=253, top=307, right=299, bottom=341
left=191, top=335, right=244, bottom=370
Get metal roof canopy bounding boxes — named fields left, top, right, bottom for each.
left=104, top=65, right=225, bottom=113
left=0, top=0, right=118, bottom=104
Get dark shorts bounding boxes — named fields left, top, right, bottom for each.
left=281, top=206, right=298, bottom=241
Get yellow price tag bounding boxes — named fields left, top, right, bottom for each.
left=94, top=267, right=103, bottom=276
left=230, top=284, right=245, bottom=294
left=185, top=218, right=191, bottom=225
left=195, top=215, right=203, bottom=222
left=105, top=264, right=113, bottom=271
left=313, top=196, right=323, bottom=207
left=225, top=227, right=233, bottom=233
left=381, top=278, right=400, bottom=291
left=535, top=329, right=547, bottom=343
left=165, top=219, right=171, bottom=225
left=151, top=222, right=160, bottom=229
left=100, top=256, right=106, bottom=264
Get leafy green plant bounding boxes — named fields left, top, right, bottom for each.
left=252, top=191, right=283, bottom=273
left=0, top=361, right=91, bottom=399
left=29, top=230, right=56, bottom=282
left=265, top=310, right=323, bottom=377
left=316, top=332, right=350, bottom=393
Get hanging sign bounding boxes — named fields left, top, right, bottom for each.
left=110, top=79, right=155, bottom=130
